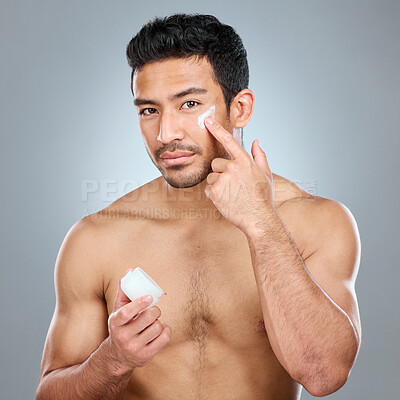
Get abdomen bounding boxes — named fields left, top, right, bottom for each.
left=124, top=335, right=302, bottom=400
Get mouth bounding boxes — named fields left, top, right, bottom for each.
left=160, top=153, right=196, bottom=166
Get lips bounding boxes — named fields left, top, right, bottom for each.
left=160, top=151, right=195, bottom=159
left=160, top=151, right=196, bottom=166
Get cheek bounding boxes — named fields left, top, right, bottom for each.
left=210, top=136, right=230, bottom=160
left=139, top=119, right=156, bottom=134
left=140, top=132, right=158, bottom=157
left=139, top=122, right=158, bottom=144
left=197, top=105, right=216, bottom=129
left=181, top=113, right=207, bottom=137
left=140, top=114, right=202, bottom=140
left=196, top=135, right=224, bottom=161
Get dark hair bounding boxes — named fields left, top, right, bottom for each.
left=126, top=13, right=249, bottom=114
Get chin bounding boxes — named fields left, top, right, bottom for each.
left=161, top=160, right=212, bottom=189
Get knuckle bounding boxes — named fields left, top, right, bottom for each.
left=227, top=162, right=238, bottom=172
left=138, top=356, right=151, bottom=367
left=143, top=312, right=155, bottom=326
left=150, top=306, right=161, bottom=320
left=153, top=305, right=161, bottom=314
left=160, top=330, right=171, bottom=345
left=128, top=342, right=138, bottom=354
left=222, top=133, right=232, bottom=142
left=209, top=173, right=218, bottom=184
left=107, top=315, right=115, bottom=330
left=118, top=308, right=129, bottom=321
left=117, top=332, right=128, bottom=346
left=139, top=349, right=150, bottom=361
left=153, top=320, right=163, bottom=334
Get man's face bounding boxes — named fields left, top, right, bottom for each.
left=132, top=56, right=232, bottom=189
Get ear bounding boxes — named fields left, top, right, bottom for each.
left=229, top=89, right=255, bottom=129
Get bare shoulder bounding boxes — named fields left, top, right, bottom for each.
left=272, top=173, right=359, bottom=229
left=295, top=195, right=362, bottom=280
left=272, top=173, right=315, bottom=206
left=56, top=186, right=146, bottom=299
left=88, top=177, right=163, bottom=222
left=56, top=214, right=109, bottom=302
left=272, top=173, right=361, bottom=268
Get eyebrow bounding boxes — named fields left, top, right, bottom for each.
left=133, top=86, right=208, bottom=107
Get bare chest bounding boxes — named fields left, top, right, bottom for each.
left=104, top=220, right=268, bottom=346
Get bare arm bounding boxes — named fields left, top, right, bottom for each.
left=245, top=199, right=361, bottom=397
left=36, top=339, right=133, bottom=400
left=36, top=217, right=171, bottom=400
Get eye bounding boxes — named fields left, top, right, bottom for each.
left=182, top=100, right=199, bottom=109
left=139, top=108, right=157, bottom=116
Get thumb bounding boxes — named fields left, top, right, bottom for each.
left=251, top=140, right=272, bottom=178
left=113, top=268, right=135, bottom=311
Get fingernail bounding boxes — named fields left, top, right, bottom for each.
left=144, top=295, right=153, bottom=303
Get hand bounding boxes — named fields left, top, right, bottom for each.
left=107, top=268, right=171, bottom=372
left=204, top=117, right=275, bottom=235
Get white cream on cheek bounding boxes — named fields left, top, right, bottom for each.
left=198, top=105, right=242, bottom=146
left=155, top=104, right=242, bottom=146
left=198, top=105, right=216, bottom=129
left=156, top=105, right=216, bottom=141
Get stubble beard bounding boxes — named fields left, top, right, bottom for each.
left=155, top=143, right=230, bottom=189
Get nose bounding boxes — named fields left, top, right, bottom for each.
left=157, top=111, right=185, bottom=144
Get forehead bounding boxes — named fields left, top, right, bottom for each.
left=132, top=56, right=219, bottom=99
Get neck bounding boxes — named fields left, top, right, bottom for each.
left=153, top=176, right=222, bottom=222
left=158, top=177, right=217, bottom=209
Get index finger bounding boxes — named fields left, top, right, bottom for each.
left=113, top=295, right=153, bottom=326
left=205, top=117, right=249, bottom=160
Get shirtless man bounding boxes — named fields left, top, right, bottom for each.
left=36, top=13, right=362, bottom=400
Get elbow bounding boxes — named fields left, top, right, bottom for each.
left=299, top=336, right=359, bottom=396
left=299, top=364, right=352, bottom=397
left=295, top=355, right=355, bottom=397
left=303, top=374, right=348, bottom=397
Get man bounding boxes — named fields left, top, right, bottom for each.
left=36, top=13, right=361, bottom=400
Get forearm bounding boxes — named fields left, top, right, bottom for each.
left=245, top=209, right=358, bottom=392
left=36, top=337, right=133, bottom=400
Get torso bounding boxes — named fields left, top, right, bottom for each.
left=91, top=174, right=318, bottom=400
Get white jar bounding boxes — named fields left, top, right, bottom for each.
left=121, top=267, right=164, bottom=310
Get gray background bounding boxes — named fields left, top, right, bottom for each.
left=1, top=0, right=399, bottom=398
